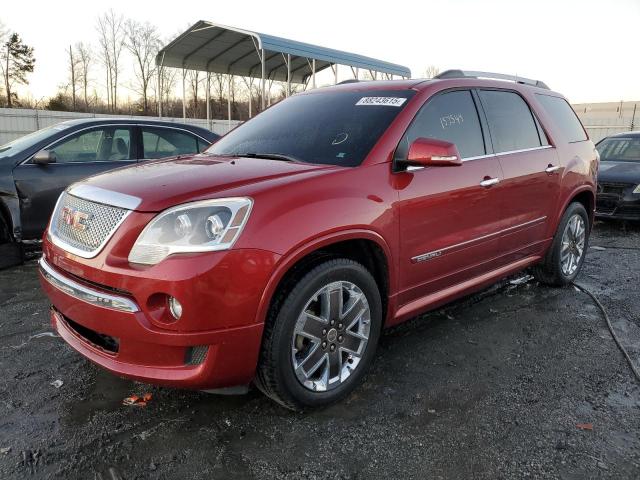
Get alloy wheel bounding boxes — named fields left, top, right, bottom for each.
left=291, top=281, right=371, bottom=392
left=560, top=213, right=586, bottom=276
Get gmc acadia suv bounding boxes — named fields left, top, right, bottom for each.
left=39, top=71, right=598, bottom=410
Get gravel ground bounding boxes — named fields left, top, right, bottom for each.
left=1, top=221, right=639, bottom=479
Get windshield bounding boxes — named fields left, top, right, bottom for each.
left=207, top=89, right=416, bottom=167
left=597, top=137, right=640, bottom=162
left=0, top=124, right=72, bottom=160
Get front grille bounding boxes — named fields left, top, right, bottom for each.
left=50, top=192, right=129, bottom=257
left=598, top=182, right=634, bottom=197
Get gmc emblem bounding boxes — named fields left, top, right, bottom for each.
left=61, top=206, right=91, bottom=231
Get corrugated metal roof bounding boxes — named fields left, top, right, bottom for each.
left=157, top=21, right=411, bottom=83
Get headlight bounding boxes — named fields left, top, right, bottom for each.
left=128, top=197, right=252, bottom=265
left=634, top=184, right=640, bottom=194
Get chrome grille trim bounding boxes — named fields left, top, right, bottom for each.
left=39, top=257, right=139, bottom=312
left=68, top=184, right=141, bottom=210
left=49, top=191, right=132, bottom=259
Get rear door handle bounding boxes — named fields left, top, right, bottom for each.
left=545, top=164, right=561, bottom=174
left=480, top=177, right=500, bottom=188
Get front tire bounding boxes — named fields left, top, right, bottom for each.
left=255, top=258, right=382, bottom=411
left=533, top=202, right=589, bottom=286
left=0, top=217, right=23, bottom=270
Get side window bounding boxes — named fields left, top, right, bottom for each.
left=49, top=127, right=132, bottom=163
left=142, top=127, right=200, bottom=159
left=395, top=90, right=485, bottom=160
left=535, top=94, right=588, bottom=143
left=196, top=137, right=211, bottom=152
left=478, top=90, right=541, bottom=153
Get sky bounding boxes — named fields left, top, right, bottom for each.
left=2, top=0, right=640, bottom=105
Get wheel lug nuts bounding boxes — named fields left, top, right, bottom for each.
left=330, top=344, right=336, bottom=351
left=322, top=329, right=327, bottom=336
left=330, top=320, right=335, bottom=326
left=338, top=335, right=343, bottom=342
left=322, top=341, right=327, bottom=348
left=338, top=323, right=343, bottom=329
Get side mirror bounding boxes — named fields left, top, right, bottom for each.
left=32, top=149, right=57, bottom=165
left=405, top=138, right=462, bottom=168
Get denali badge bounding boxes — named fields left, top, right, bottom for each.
left=411, top=250, right=443, bottom=263
left=61, top=206, right=92, bottom=232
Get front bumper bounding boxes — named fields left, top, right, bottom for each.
left=596, top=183, right=640, bottom=220
left=39, top=240, right=280, bottom=389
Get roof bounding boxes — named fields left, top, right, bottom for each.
left=608, top=130, right=640, bottom=138
left=55, top=118, right=218, bottom=138
left=156, top=21, right=411, bottom=83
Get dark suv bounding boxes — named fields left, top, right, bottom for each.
left=39, top=71, right=597, bottom=410
left=0, top=118, right=218, bottom=266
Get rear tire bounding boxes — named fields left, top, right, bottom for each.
left=255, top=258, right=382, bottom=411
left=532, top=202, right=589, bottom=286
left=0, top=217, right=23, bottom=270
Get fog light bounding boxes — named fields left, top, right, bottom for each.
left=168, top=296, right=183, bottom=319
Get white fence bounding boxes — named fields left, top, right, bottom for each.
left=581, top=118, right=637, bottom=143
left=0, top=108, right=242, bottom=145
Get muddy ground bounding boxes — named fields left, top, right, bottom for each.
left=1, top=221, right=639, bottom=479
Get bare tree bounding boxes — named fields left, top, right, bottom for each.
left=75, top=42, right=92, bottom=109
left=125, top=20, right=160, bottom=114
left=188, top=70, right=202, bottom=117
left=0, top=21, right=6, bottom=101
left=212, top=73, right=227, bottom=117
left=423, top=65, right=440, bottom=79
left=152, top=63, right=176, bottom=114
left=96, top=10, right=125, bottom=111
left=67, top=45, right=80, bottom=110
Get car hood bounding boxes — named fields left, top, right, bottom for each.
left=74, top=155, right=338, bottom=212
left=598, top=161, right=640, bottom=184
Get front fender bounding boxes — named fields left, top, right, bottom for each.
left=253, top=228, right=395, bottom=326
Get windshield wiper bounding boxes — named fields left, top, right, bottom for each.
left=239, top=152, right=302, bottom=163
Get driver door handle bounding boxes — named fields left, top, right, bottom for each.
left=545, top=164, right=562, bottom=174
left=480, top=177, right=500, bottom=188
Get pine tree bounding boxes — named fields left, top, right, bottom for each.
left=1, top=33, right=35, bottom=107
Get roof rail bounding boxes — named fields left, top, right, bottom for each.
left=434, top=70, right=550, bottom=90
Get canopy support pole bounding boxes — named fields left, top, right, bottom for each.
left=182, top=69, right=186, bottom=120
left=157, top=52, right=165, bottom=117
left=227, top=74, right=232, bottom=131
left=287, top=53, right=291, bottom=97
left=332, top=64, right=338, bottom=84
left=205, top=72, right=211, bottom=130
left=261, top=48, right=266, bottom=110
left=312, top=58, right=316, bottom=89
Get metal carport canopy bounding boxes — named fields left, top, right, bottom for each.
left=156, top=21, right=412, bottom=83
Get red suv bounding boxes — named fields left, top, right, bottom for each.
left=39, top=71, right=597, bottom=410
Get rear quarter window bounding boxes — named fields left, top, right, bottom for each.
left=535, top=94, right=588, bottom=143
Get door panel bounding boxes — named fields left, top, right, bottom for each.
left=12, top=126, right=135, bottom=239
left=476, top=89, right=561, bottom=261
left=495, top=147, right=561, bottom=260
left=394, top=89, right=504, bottom=307
left=397, top=157, right=504, bottom=305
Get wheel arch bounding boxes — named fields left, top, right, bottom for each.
left=560, top=187, right=595, bottom=230
left=255, top=230, right=395, bottom=328
left=0, top=197, right=15, bottom=242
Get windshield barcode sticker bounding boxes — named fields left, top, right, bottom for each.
left=356, top=97, right=407, bottom=107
